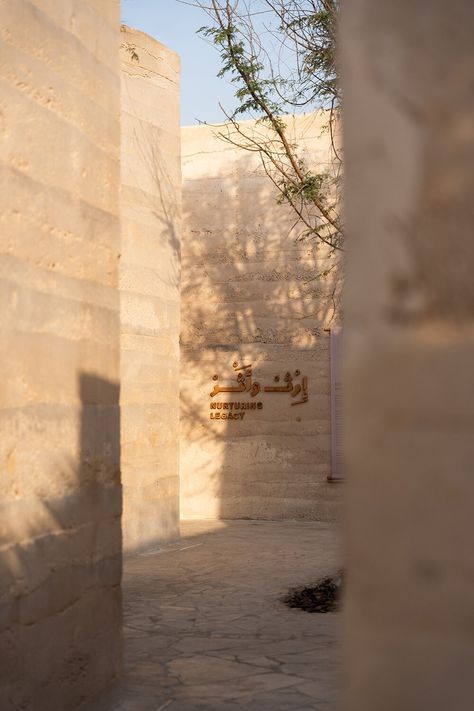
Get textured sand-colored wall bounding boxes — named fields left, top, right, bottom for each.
left=0, top=1, right=121, bottom=708
left=342, top=1, right=474, bottom=709
left=120, top=27, right=181, bottom=551
left=180, top=114, right=343, bottom=521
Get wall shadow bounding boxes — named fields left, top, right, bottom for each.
left=1, top=373, right=122, bottom=709
left=179, top=114, right=344, bottom=526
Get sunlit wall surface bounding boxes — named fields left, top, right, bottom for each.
left=0, top=1, right=122, bottom=707
left=180, top=114, right=343, bottom=522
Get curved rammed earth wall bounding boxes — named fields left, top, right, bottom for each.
left=0, top=1, right=122, bottom=707
left=120, top=27, right=181, bottom=551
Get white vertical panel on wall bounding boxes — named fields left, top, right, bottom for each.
left=330, top=327, right=344, bottom=479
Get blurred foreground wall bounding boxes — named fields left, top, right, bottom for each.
left=0, top=1, right=122, bottom=708
left=180, top=116, right=343, bottom=521
left=342, top=1, right=474, bottom=709
left=120, top=27, right=181, bottom=552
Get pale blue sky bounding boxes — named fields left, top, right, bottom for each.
left=121, top=0, right=240, bottom=125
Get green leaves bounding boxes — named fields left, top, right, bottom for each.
left=195, top=1, right=343, bottom=254
left=199, top=20, right=280, bottom=119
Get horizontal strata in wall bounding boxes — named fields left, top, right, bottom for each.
left=180, top=114, right=343, bottom=522
left=0, top=1, right=121, bottom=708
left=120, top=27, right=181, bottom=552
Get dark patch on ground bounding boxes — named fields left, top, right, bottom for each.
left=283, top=571, right=344, bottom=613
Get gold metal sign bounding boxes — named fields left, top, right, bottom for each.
left=209, top=360, right=308, bottom=421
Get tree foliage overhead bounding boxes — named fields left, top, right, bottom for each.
left=194, top=0, right=342, bottom=254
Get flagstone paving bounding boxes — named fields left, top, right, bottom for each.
left=93, top=519, right=343, bottom=710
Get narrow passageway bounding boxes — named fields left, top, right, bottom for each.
left=95, top=520, right=342, bottom=710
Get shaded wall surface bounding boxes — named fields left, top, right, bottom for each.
left=120, top=27, right=181, bottom=551
left=180, top=115, right=343, bottom=521
left=342, top=1, right=474, bottom=710
left=0, top=1, right=122, bottom=708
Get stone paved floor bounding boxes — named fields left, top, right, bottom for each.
left=94, top=520, right=343, bottom=710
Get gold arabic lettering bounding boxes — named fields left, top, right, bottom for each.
left=210, top=362, right=308, bottom=405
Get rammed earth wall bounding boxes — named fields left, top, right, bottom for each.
left=342, top=1, right=474, bottom=709
left=180, top=115, right=343, bottom=521
left=0, top=1, right=122, bottom=707
left=120, top=27, right=181, bottom=552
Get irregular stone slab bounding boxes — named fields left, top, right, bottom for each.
left=93, top=519, right=342, bottom=710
